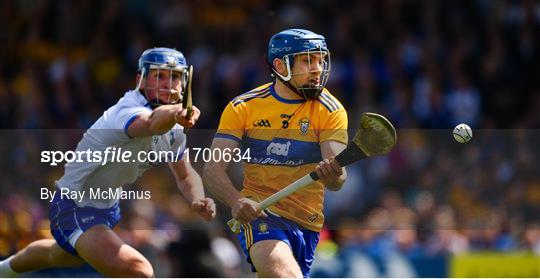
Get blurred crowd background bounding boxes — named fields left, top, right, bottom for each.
left=1, top=0, right=539, bottom=277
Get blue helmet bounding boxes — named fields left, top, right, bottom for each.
left=267, top=29, right=331, bottom=99
left=136, top=47, right=190, bottom=108
left=138, top=47, right=187, bottom=73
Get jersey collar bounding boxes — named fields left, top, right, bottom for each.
left=270, top=82, right=306, bottom=104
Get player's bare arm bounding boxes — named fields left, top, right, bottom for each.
left=168, top=159, right=215, bottom=221
left=127, top=104, right=200, bottom=137
left=316, top=140, right=347, bottom=191
left=203, top=138, right=266, bottom=224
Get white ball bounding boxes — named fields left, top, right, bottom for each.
left=453, top=123, right=473, bottom=143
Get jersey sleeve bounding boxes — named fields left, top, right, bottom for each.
left=319, top=108, right=348, bottom=145
left=104, top=101, right=151, bottom=138
left=215, top=102, right=246, bottom=142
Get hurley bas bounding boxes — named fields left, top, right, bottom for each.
left=41, top=187, right=151, bottom=203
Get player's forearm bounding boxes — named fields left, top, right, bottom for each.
left=147, top=104, right=181, bottom=134
left=176, top=171, right=206, bottom=203
left=203, top=163, right=242, bottom=208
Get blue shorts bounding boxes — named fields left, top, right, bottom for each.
left=48, top=190, right=121, bottom=257
left=237, top=211, right=320, bottom=278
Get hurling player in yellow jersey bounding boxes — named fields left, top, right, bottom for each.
left=204, top=29, right=347, bottom=278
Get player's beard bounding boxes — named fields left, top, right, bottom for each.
left=294, top=79, right=322, bottom=100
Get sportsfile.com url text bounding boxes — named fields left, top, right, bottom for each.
left=41, top=147, right=184, bottom=166
left=41, top=147, right=251, bottom=166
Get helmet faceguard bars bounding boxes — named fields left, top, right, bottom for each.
left=268, top=29, right=331, bottom=100
left=289, top=48, right=330, bottom=100
left=135, top=48, right=189, bottom=108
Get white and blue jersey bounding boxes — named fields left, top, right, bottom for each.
left=51, top=89, right=186, bottom=256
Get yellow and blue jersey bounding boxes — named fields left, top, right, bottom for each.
left=215, top=82, right=348, bottom=231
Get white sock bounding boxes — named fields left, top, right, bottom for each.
left=0, top=256, right=20, bottom=277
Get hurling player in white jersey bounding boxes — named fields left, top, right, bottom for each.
left=0, top=48, right=216, bottom=277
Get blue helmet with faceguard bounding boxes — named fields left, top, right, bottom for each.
left=136, top=47, right=190, bottom=108
left=267, top=29, right=331, bottom=100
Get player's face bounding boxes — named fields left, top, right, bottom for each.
left=141, top=69, right=183, bottom=105
left=290, top=52, right=328, bottom=88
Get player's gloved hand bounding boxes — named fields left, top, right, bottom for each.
left=232, top=198, right=267, bottom=224
left=174, top=105, right=201, bottom=128
left=191, top=197, right=216, bottom=221
left=315, top=157, right=344, bottom=191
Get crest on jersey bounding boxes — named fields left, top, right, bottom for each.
left=258, top=222, right=268, bottom=233
left=298, top=117, right=310, bottom=135
left=169, top=130, right=175, bottom=146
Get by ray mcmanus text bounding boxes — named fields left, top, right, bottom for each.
left=41, top=187, right=151, bottom=203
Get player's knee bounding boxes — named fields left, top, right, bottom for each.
left=251, top=240, right=303, bottom=278
left=256, top=258, right=302, bottom=278
left=258, top=265, right=302, bottom=278
left=87, top=254, right=154, bottom=277
left=125, top=258, right=154, bottom=278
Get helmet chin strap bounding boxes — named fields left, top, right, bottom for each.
left=135, top=68, right=145, bottom=92
left=274, top=73, right=321, bottom=100
left=275, top=74, right=308, bottom=99
left=271, top=56, right=319, bottom=100
left=136, top=68, right=158, bottom=108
